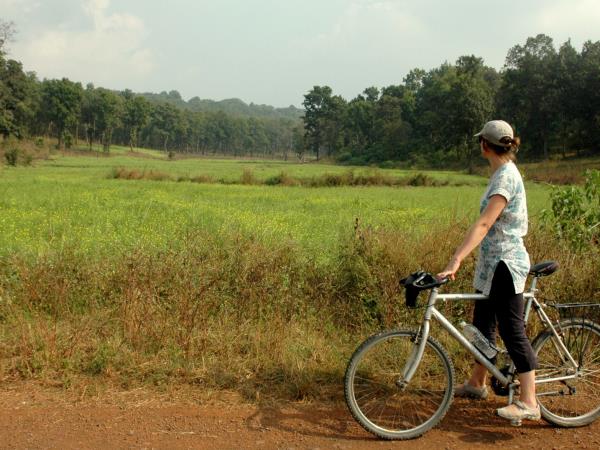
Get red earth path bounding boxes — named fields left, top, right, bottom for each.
left=1, top=382, right=599, bottom=449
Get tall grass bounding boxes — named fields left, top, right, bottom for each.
left=109, top=167, right=470, bottom=187
left=1, top=223, right=597, bottom=400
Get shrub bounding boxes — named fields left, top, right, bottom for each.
left=108, top=167, right=172, bottom=181
left=22, top=153, right=33, bottom=166
left=543, top=170, right=600, bottom=249
left=63, top=132, right=73, bottom=149
left=190, top=174, right=215, bottom=184
left=4, top=148, right=19, bottom=166
left=407, top=172, right=436, bottom=186
left=265, top=171, right=298, bottom=186
left=240, top=167, right=256, bottom=185
left=378, top=160, right=397, bottom=169
left=336, top=151, right=353, bottom=164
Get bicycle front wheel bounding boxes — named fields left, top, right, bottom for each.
left=533, top=319, right=600, bottom=427
left=344, top=329, right=455, bottom=440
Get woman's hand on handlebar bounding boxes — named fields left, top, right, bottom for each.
left=437, top=257, right=461, bottom=281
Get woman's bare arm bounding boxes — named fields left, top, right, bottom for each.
left=437, top=194, right=507, bottom=280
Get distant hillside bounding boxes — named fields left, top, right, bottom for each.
left=139, top=90, right=303, bottom=121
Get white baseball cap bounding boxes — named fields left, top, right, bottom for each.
left=474, top=120, right=514, bottom=147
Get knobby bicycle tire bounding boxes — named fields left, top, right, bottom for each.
left=532, top=318, right=600, bottom=427
left=344, top=329, right=455, bottom=440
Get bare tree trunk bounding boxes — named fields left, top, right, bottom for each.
left=129, top=129, right=135, bottom=152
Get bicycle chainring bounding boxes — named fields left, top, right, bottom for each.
left=491, top=366, right=513, bottom=396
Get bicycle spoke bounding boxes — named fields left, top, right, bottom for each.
left=535, top=320, right=600, bottom=425
left=345, top=330, right=453, bottom=439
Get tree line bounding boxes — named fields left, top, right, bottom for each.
left=0, top=21, right=303, bottom=159
left=140, top=90, right=303, bottom=121
left=303, top=34, right=600, bottom=167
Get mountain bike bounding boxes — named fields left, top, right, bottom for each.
left=344, top=261, right=600, bottom=440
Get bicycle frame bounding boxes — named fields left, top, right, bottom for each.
left=402, top=276, right=580, bottom=403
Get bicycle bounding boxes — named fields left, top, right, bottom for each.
left=344, top=261, right=600, bottom=440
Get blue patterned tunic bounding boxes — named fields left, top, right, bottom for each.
left=473, top=162, right=530, bottom=296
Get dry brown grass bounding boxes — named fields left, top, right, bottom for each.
left=521, top=159, right=600, bottom=185
left=108, top=168, right=171, bottom=181
left=0, top=224, right=597, bottom=401
left=109, top=167, right=469, bottom=188
left=0, top=137, right=51, bottom=166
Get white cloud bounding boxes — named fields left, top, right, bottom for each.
left=0, top=0, right=40, bottom=19
left=289, top=0, right=427, bottom=98
left=12, top=0, right=155, bottom=87
left=304, top=0, right=425, bottom=54
left=536, top=0, right=600, bottom=41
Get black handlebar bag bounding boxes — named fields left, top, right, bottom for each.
left=401, top=271, right=441, bottom=308
left=401, top=271, right=426, bottom=308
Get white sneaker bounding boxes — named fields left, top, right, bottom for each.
left=497, top=400, right=541, bottom=421
left=454, top=381, right=489, bottom=400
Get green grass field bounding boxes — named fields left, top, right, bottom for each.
left=4, top=149, right=597, bottom=401
left=0, top=151, right=551, bottom=261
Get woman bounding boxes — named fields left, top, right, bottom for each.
left=437, top=120, right=539, bottom=422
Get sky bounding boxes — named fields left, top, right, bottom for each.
left=1, top=0, right=600, bottom=107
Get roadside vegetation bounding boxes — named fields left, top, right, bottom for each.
left=1, top=147, right=599, bottom=400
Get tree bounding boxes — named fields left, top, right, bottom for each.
left=79, top=86, right=123, bottom=152
left=40, top=78, right=83, bottom=148
left=0, top=56, right=36, bottom=139
left=0, top=21, right=37, bottom=140
left=0, top=20, right=15, bottom=54
left=302, top=86, right=332, bottom=160
left=302, top=86, right=347, bottom=160
left=148, top=102, right=181, bottom=152
left=374, top=86, right=412, bottom=160
left=498, top=34, right=558, bottom=159
left=94, top=88, right=123, bottom=152
left=553, top=40, right=581, bottom=156
left=578, top=41, right=600, bottom=152
left=413, top=63, right=458, bottom=155
left=450, top=56, right=497, bottom=170
left=80, top=83, right=97, bottom=149
left=121, top=91, right=150, bottom=152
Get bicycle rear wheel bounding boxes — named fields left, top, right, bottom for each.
left=533, top=319, right=600, bottom=426
left=344, top=329, right=454, bottom=440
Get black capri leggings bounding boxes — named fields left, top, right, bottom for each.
left=473, top=260, right=537, bottom=373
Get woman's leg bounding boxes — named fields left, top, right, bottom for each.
left=466, top=292, right=497, bottom=388
left=517, top=370, right=537, bottom=408
left=492, top=261, right=538, bottom=412
left=467, top=363, right=488, bottom=388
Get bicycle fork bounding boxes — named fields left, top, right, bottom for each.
left=398, top=290, right=437, bottom=388
left=398, top=321, right=431, bottom=389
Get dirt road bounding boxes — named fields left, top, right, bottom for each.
left=1, top=383, right=598, bottom=449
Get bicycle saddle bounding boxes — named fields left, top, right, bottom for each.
left=529, top=260, right=559, bottom=277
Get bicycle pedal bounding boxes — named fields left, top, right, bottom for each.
left=510, top=419, right=522, bottom=427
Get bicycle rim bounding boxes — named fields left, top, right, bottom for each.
left=344, top=330, right=454, bottom=440
left=534, top=319, right=600, bottom=426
